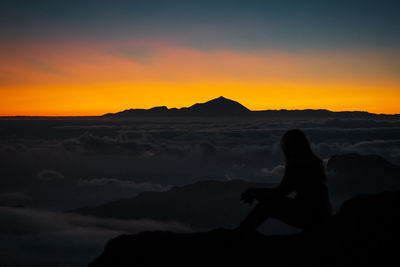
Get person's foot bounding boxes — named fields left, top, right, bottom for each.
left=232, top=226, right=258, bottom=235
left=210, top=227, right=230, bottom=233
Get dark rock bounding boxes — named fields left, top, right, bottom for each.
left=327, top=153, right=400, bottom=197
left=89, top=190, right=400, bottom=266
left=327, top=153, right=400, bottom=177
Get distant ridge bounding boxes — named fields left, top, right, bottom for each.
left=73, top=153, right=400, bottom=228
left=103, top=96, right=400, bottom=119
left=73, top=179, right=272, bottom=229
left=103, top=96, right=250, bottom=118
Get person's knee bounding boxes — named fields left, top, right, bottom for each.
left=254, top=200, right=275, bottom=214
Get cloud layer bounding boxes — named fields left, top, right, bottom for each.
left=1, top=117, right=400, bottom=266
left=1, top=117, right=400, bottom=209
left=0, top=206, right=192, bottom=267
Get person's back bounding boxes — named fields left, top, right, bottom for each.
left=284, top=156, right=332, bottom=222
left=238, top=129, right=332, bottom=231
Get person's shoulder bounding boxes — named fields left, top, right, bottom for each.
left=306, top=155, right=323, bottom=166
left=314, top=157, right=323, bottom=164
left=288, top=155, right=321, bottom=167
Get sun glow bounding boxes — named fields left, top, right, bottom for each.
left=0, top=40, right=399, bottom=116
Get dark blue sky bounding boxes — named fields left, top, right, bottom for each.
left=1, top=0, right=399, bottom=51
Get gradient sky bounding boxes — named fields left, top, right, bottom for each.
left=1, top=0, right=399, bottom=115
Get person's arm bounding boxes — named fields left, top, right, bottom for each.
left=241, top=165, right=295, bottom=203
left=241, top=185, right=290, bottom=204
left=241, top=187, right=277, bottom=203
left=274, top=165, right=295, bottom=197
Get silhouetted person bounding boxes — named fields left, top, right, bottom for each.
left=238, top=129, right=332, bottom=231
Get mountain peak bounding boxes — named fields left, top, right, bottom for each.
left=209, top=96, right=238, bottom=103
left=188, top=96, right=250, bottom=115
left=207, top=96, right=243, bottom=105
left=215, top=96, right=228, bottom=101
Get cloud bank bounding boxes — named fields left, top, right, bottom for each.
left=0, top=206, right=192, bottom=267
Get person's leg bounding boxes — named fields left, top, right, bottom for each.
left=269, top=197, right=312, bottom=229
left=238, top=197, right=311, bottom=231
left=237, top=201, right=273, bottom=232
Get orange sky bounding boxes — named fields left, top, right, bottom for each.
left=0, top=39, right=399, bottom=116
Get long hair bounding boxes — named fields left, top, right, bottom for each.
left=281, top=129, right=317, bottom=163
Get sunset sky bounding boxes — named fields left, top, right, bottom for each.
left=1, top=0, right=399, bottom=116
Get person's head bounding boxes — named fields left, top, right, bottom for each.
left=281, top=129, right=314, bottom=162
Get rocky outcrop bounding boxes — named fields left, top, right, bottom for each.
left=89, top=190, right=400, bottom=267
left=327, top=153, right=400, bottom=197
left=74, top=180, right=273, bottom=229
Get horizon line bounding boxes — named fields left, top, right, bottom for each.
left=0, top=96, right=400, bottom=119
left=1, top=109, right=400, bottom=118
left=1, top=96, right=400, bottom=117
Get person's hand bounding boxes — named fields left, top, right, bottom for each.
left=240, top=188, right=257, bottom=204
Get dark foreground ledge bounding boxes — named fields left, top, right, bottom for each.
left=90, top=191, right=400, bottom=267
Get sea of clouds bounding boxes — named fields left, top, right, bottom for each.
left=1, top=117, right=400, bottom=209
left=1, top=117, right=400, bottom=266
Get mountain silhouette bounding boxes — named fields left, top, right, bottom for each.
left=73, top=153, right=400, bottom=230
left=89, top=190, right=400, bottom=266
left=327, top=153, right=400, bottom=177
left=103, top=96, right=250, bottom=117
left=327, top=153, right=400, bottom=196
left=181, top=96, right=250, bottom=115
left=73, top=180, right=273, bottom=229
left=102, top=97, right=400, bottom=118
